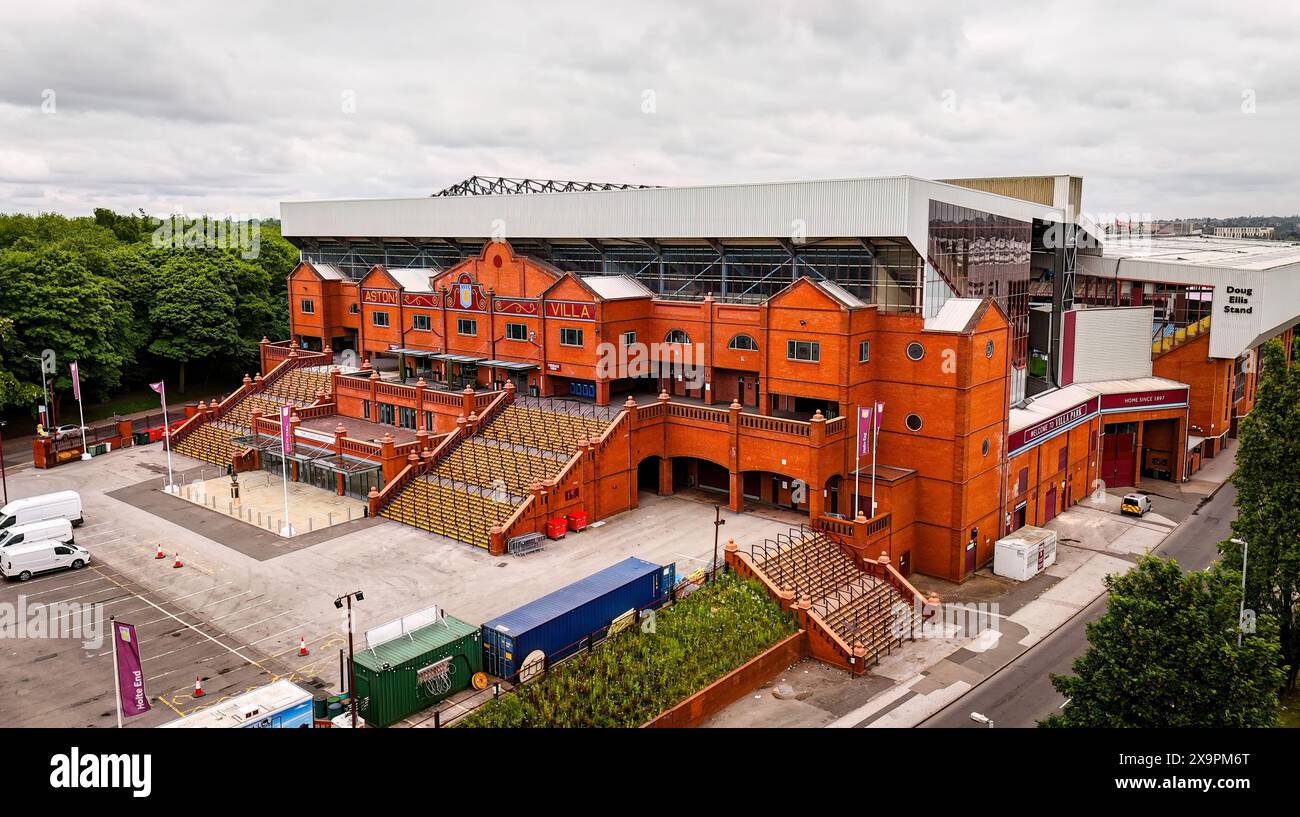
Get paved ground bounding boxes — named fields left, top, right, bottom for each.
left=0, top=441, right=800, bottom=726
left=705, top=443, right=1238, bottom=728
left=174, top=470, right=366, bottom=537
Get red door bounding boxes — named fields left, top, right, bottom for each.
left=1101, top=432, right=1136, bottom=487
left=1043, top=486, right=1058, bottom=523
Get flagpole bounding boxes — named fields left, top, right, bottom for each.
left=870, top=402, right=881, bottom=517
left=854, top=407, right=862, bottom=516
left=73, top=362, right=89, bottom=461
left=160, top=382, right=176, bottom=493
left=280, top=406, right=293, bottom=536
left=110, top=616, right=123, bottom=729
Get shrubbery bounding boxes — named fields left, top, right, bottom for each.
left=458, top=572, right=797, bottom=728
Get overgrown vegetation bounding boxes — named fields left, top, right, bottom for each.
left=458, top=572, right=798, bottom=728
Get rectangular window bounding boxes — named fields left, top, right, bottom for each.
left=412, top=314, right=431, bottom=331
left=372, top=311, right=390, bottom=328
left=378, top=403, right=395, bottom=425
left=362, top=400, right=370, bottom=420
left=1017, top=467, right=1029, bottom=496
left=505, top=322, right=528, bottom=341
left=457, top=318, right=477, bottom=336
left=300, top=299, right=315, bottom=315
left=786, top=340, right=820, bottom=362
left=621, top=331, right=636, bottom=346
left=1058, top=446, right=1068, bottom=471
left=859, top=340, right=870, bottom=363
left=398, top=406, right=417, bottom=429
left=559, top=327, right=584, bottom=347
left=349, top=303, right=359, bottom=315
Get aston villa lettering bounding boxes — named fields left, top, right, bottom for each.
left=1100, top=388, right=1188, bottom=411
left=545, top=301, right=595, bottom=321
left=362, top=289, right=399, bottom=305
left=1008, top=396, right=1100, bottom=453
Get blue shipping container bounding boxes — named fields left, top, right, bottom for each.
left=481, top=557, right=676, bottom=680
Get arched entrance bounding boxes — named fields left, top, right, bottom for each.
left=636, top=456, right=662, bottom=494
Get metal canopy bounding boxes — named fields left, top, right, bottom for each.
left=480, top=359, right=538, bottom=371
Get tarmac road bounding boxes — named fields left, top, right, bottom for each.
left=920, top=481, right=1236, bottom=728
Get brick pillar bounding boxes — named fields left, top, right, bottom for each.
left=504, top=380, right=517, bottom=405
left=807, top=409, right=826, bottom=520
left=333, top=422, right=347, bottom=458
left=415, top=429, right=429, bottom=451
left=416, top=377, right=427, bottom=430
left=258, top=336, right=270, bottom=376
left=595, top=379, right=610, bottom=407
left=462, top=386, right=475, bottom=418
left=288, top=414, right=301, bottom=455
left=727, top=399, right=743, bottom=512
left=658, top=456, right=673, bottom=496
left=624, top=395, right=639, bottom=510
left=369, top=368, right=379, bottom=411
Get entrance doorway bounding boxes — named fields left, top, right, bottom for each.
left=1100, top=422, right=1137, bottom=487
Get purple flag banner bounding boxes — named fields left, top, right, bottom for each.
left=280, top=404, right=292, bottom=451
left=857, top=406, right=873, bottom=456
left=70, top=361, right=81, bottom=402
left=149, top=381, right=165, bottom=397
left=113, top=621, right=150, bottom=717
left=874, top=401, right=884, bottom=431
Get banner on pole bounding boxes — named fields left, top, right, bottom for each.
left=280, top=404, right=292, bottom=452
left=149, top=381, right=165, bottom=399
left=70, top=361, right=81, bottom=402
left=857, top=406, right=873, bottom=456
left=874, top=401, right=884, bottom=432
left=113, top=622, right=150, bottom=717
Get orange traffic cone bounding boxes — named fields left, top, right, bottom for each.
left=154, top=544, right=165, bottom=560
left=193, top=676, right=204, bottom=698
left=298, top=636, right=309, bottom=657
left=172, top=553, right=183, bottom=569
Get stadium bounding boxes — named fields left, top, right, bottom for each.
left=155, top=174, right=1299, bottom=617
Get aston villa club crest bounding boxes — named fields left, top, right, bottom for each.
left=456, top=276, right=474, bottom=309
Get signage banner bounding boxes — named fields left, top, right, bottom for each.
left=1009, top=395, right=1100, bottom=453
left=70, top=361, right=81, bottom=402
left=113, top=621, right=150, bottom=717
left=1099, top=388, right=1188, bottom=411
left=857, top=407, right=872, bottom=456
left=280, top=404, right=292, bottom=452
left=362, top=289, right=399, bottom=306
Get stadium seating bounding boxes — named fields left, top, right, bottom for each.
left=173, top=422, right=240, bottom=466
left=378, top=477, right=515, bottom=550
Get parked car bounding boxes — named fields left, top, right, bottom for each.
left=1120, top=493, right=1152, bottom=517
left=54, top=424, right=89, bottom=440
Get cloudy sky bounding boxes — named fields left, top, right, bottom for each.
left=1, top=1, right=1297, bottom=220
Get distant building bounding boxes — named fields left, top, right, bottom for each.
left=1211, top=225, right=1275, bottom=239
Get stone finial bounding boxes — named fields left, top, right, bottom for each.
left=927, top=592, right=941, bottom=607
left=878, top=550, right=890, bottom=565
left=361, top=357, right=372, bottom=370
left=797, top=595, right=812, bottom=611
left=724, top=537, right=737, bottom=553
left=463, top=386, right=475, bottom=396
left=243, top=374, right=252, bottom=386
left=812, top=409, right=825, bottom=421
left=368, top=489, right=379, bottom=500
left=408, top=452, right=419, bottom=464
left=335, top=423, right=347, bottom=435
left=380, top=433, right=394, bottom=444
left=370, top=369, right=380, bottom=381
left=416, top=377, right=427, bottom=389
left=197, top=400, right=207, bottom=410
left=255, top=373, right=263, bottom=383
left=729, top=399, right=742, bottom=411
left=658, top=390, right=670, bottom=402
left=855, top=511, right=867, bottom=523
left=323, top=344, right=332, bottom=355
left=623, top=396, right=637, bottom=410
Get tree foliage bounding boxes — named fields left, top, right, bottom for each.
left=0, top=210, right=295, bottom=412
left=1041, top=556, right=1283, bottom=728
left=1223, top=338, right=1300, bottom=690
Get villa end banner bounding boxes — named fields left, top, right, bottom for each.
left=280, top=404, right=292, bottom=451
left=858, top=407, right=873, bottom=456
left=113, top=622, right=150, bottom=717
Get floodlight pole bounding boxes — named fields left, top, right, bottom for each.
left=711, top=504, right=726, bottom=581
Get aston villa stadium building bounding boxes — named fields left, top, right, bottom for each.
left=162, top=174, right=1300, bottom=598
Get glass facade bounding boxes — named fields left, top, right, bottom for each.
left=927, top=201, right=1032, bottom=367
left=301, top=239, right=923, bottom=312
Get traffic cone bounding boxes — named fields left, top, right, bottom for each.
left=154, top=544, right=165, bottom=560
left=298, top=636, right=309, bottom=657
left=172, top=553, right=183, bottom=569
left=193, top=676, right=204, bottom=698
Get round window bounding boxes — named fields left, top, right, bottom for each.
left=906, top=342, right=924, bottom=361
left=981, top=437, right=990, bottom=456
left=985, top=339, right=994, bottom=359
left=492, top=254, right=504, bottom=268
left=905, top=413, right=923, bottom=432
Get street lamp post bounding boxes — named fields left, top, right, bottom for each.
left=1230, top=537, right=1248, bottom=647
left=711, top=504, right=726, bottom=581
left=334, top=590, right=364, bottom=727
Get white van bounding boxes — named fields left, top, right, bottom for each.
left=1, top=540, right=91, bottom=581
left=0, top=518, right=75, bottom=549
left=0, top=491, right=84, bottom=532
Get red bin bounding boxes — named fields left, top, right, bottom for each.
left=566, top=510, right=589, bottom=532
left=545, top=517, right=568, bottom=540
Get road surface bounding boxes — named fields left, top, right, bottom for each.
left=921, top=481, right=1236, bottom=728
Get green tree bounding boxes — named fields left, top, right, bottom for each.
left=1223, top=338, right=1300, bottom=690
left=1041, top=556, right=1283, bottom=728
left=0, top=317, right=40, bottom=410
left=147, top=254, right=241, bottom=393
left=0, top=244, right=135, bottom=403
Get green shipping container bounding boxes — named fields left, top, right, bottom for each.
left=352, top=614, right=482, bottom=728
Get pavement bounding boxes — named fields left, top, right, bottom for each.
left=704, top=440, right=1239, bottom=729
left=0, top=441, right=804, bottom=727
